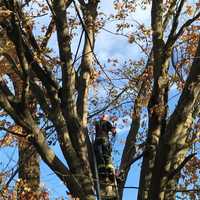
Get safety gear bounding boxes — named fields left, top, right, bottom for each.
left=95, top=118, right=116, bottom=140
left=94, top=117, right=116, bottom=175
left=101, top=114, right=109, bottom=121
left=106, top=164, right=114, bottom=173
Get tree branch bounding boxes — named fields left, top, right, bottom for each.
left=0, top=126, right=27, bottom=137
left=168, top=153, right=196, bottom=180
left=0, top=52, right=22, bottom=78
left=163, top=0, right=177, bottom=30
left=174, top=11, right=200, bottom=41
left=165, top=0, right=186, bottom=49
left=88, top=87, right=128, bottom=119
left=73, top=0, right=112, bottom=83
left=40, top=17, right=55, bottom=49
left=53, top=0, right=77, bottom=118
left=26, top=125, right=85, bottom=198
left=171, top=46, right=184, bottom=82
left=166, top=10, right=200, bottom=48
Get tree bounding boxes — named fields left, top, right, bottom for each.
left=0, top=0, right=200, bottom=200
left=0, top=27, right=40, bottom=198
left=114, top=1, right=200, bottom=200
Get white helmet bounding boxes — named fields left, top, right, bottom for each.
left=101, top=114, right=109, bottom=121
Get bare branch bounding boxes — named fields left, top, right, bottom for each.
left=119, top=152, right=144, bottom=177
left=174, top=11, right=200, bottom=41
left=0, top=126, right=27, bottom=137
left=73, top=29, right=84, bottom=66
left=88, top=87, right=128, bottom=119
left=29, top=80, right=51, bottom=115
left=171, top=47, right=184, bottom=82
left=73, top=0, right=112, bottom=83
left=165, top=0, right=186, bottom=49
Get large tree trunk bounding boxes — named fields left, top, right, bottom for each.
left=14, top=72, right=40, bottom=199
left=149, top=37, right=200, bottom=200
left=18, top=141, right=40, bottom=199
left=137, top=1, right=170, bottom=199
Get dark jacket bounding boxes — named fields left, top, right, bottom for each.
left=95, top=119, right=116, bottom=140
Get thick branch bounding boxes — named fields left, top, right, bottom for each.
left=75, top=0, right=98, bottom=126
left=29, top=80, right=51, bottom=114
left=27, top=125, right=85, bottom=198
left=138, top=1, right=171, bottom=199
left=53, top=0, right=77, bottom=118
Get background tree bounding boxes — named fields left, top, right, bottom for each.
left=0, top=27, right=40, bottom=199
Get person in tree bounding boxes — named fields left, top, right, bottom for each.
left=94, top=114, right=116, bottom=174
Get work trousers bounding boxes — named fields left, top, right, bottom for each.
left=94, top=137, right=112, bottom=168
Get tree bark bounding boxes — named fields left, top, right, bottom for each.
left=18, top=141, right=40, bottom=199
left=0, top=30, right=40, bottom=199
left=138, top=1, right=170, bottom=199
left=149, top=37, right=200, bottom=200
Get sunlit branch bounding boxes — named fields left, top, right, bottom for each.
left=40, top=17, right=55, bottom=49
left=163, top=0, right=177, bottom=30
left=0, top=52, right=22, bottom=78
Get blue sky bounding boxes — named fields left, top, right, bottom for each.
left=0, top=1, right=184, bottom=200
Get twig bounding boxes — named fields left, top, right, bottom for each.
left=88, top=86, right=128, bottom=119
left=0, top=126, right=27, bottom=137
left=123, top=186, right=200, bottom=193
